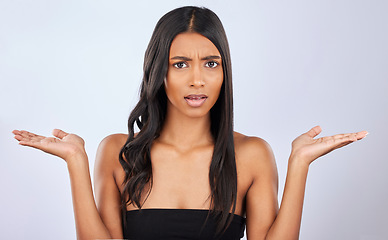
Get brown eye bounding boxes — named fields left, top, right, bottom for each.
left=173, top=62, right=188, bottom=69
left=205, top=61, right=219, bottom=68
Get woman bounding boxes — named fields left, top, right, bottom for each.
left=12, top=6, right=367, bottom=240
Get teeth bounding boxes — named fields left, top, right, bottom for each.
left=186, top=96, right=206, bottom=100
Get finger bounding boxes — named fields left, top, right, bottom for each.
left=332, top=133, right=357, bottom=141
left=12, top=130, right=21, bottom=135
left=12, top=130, right=25, bottom=138
left=305, top=126, right=322, bottom=138
left=19, top=130, right=36, bottom=138
left=356, top=131, right=368, bottom=140
left=332, top=131, right=368, bottom=141
left=19, top=131, right=42, bottom=142
left=52, top=129, right=68, bottom=139
left=24, top=130, right=42, bottom=139
left=18, top=140, right=42, bottom=148
left=12, top=130, right=28, bottom=141
left=332, top=138, right=357, bottom=150
left=14, top=134, right=45, bottom=144
left=326, top=134, right=361, bottom=150
left=13, top=130, right=44, bottom=142
left=14, top=134, right=24, bottom=141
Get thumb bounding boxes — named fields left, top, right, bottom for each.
left=52, top=129, right=69, bottom=139
left=305, top=126, right=322, bottom=138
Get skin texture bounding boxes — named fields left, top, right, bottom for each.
left=164, top=32, right=224, bottom=119
left=12, top=32, right=368, bottom=240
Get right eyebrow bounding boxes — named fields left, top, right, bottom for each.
left=170, top=55, right=221, bottom=61
left=170, top=56, right=192, bottom=61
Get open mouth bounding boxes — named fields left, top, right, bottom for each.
left=184, top=94, right=208, bottom=107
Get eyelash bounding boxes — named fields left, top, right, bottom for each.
left=173, top=62, right=188, bottom=69
left=172, top=61, right=220, bottom=69
left=205, top=61, right=219, bottom=68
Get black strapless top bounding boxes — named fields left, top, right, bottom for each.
left=123, top=209, right=246, bottom=240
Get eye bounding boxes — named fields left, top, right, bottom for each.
left=173, top=62, right=188, bottom=69
left=205, top=61, right=219, bottom=68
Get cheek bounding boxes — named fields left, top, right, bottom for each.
left=214, top=81, right=223, bottom=99
left=211, top=71, right=224, bottom=95
left=164, top=78, right=184, bottom=102
left=165, top=69, right=182, bottom=91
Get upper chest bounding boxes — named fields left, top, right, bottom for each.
left=149, top=142, right=214, bottom=190
left=114, top=138, right=254, bottom=212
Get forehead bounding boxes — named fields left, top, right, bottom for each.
left=169, top=32, right=220, bottom=57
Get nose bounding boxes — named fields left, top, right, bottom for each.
left=190, top=65, right=204, bottom=87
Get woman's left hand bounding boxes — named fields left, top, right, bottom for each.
left=290, top=126, right=368, bottom=166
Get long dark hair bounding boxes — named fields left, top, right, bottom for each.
left=119, top=6, right=236, bottom=236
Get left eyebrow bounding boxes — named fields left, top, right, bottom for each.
left=201, top=55, right=221, bottom=60
left=170, top=55, right=221, bottom=61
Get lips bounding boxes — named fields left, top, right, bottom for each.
left=184, top=94, right=208, bottom=107
left=184, top=94, right=208, bottom=100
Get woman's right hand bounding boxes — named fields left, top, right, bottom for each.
left=12, top=129, right=87, bottom=162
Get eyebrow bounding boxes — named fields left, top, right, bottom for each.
left=170, top=55, right=221, bottom=61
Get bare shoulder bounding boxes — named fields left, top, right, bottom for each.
left=94, top=134, right=128, bottom=238
left=233, top=131, right=274, bottom=162
left=233, top=131, right=277, bottom=180
left=98, top=133, right=128, bottom=153
left=95, top=133, right=128, bottom=172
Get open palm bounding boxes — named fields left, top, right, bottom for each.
left=291, top=126, right=368, bottom=165
left=12, top=129, right=86, bottom=161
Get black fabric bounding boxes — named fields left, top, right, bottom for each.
left=123, top=209, right=246, bottom=240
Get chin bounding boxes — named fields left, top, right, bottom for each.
left=183, top=108, right=212, bottom=119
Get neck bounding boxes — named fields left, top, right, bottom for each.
left=157, top=107, right=213, bottom=150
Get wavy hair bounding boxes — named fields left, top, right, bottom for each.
left=119, top=6, right=236, bottom=236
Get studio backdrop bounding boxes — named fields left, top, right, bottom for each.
left=1, top=0, right=387, bottom=239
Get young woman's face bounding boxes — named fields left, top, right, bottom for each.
left=165, top=32, right=223, bottom=118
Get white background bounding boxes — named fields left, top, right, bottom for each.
left=1, top=0, right=387, bottom=239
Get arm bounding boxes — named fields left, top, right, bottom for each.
left=67, top=153, right=112, bottom=239
left=93, top=134, right=125, bottom=239
left=263, top=157, right=308, bottom=239
left=245, top=126, right=367, bottom=240
left=12, top=129, right=115, bottom=240
left=243, top=137, right=279, bottom=240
